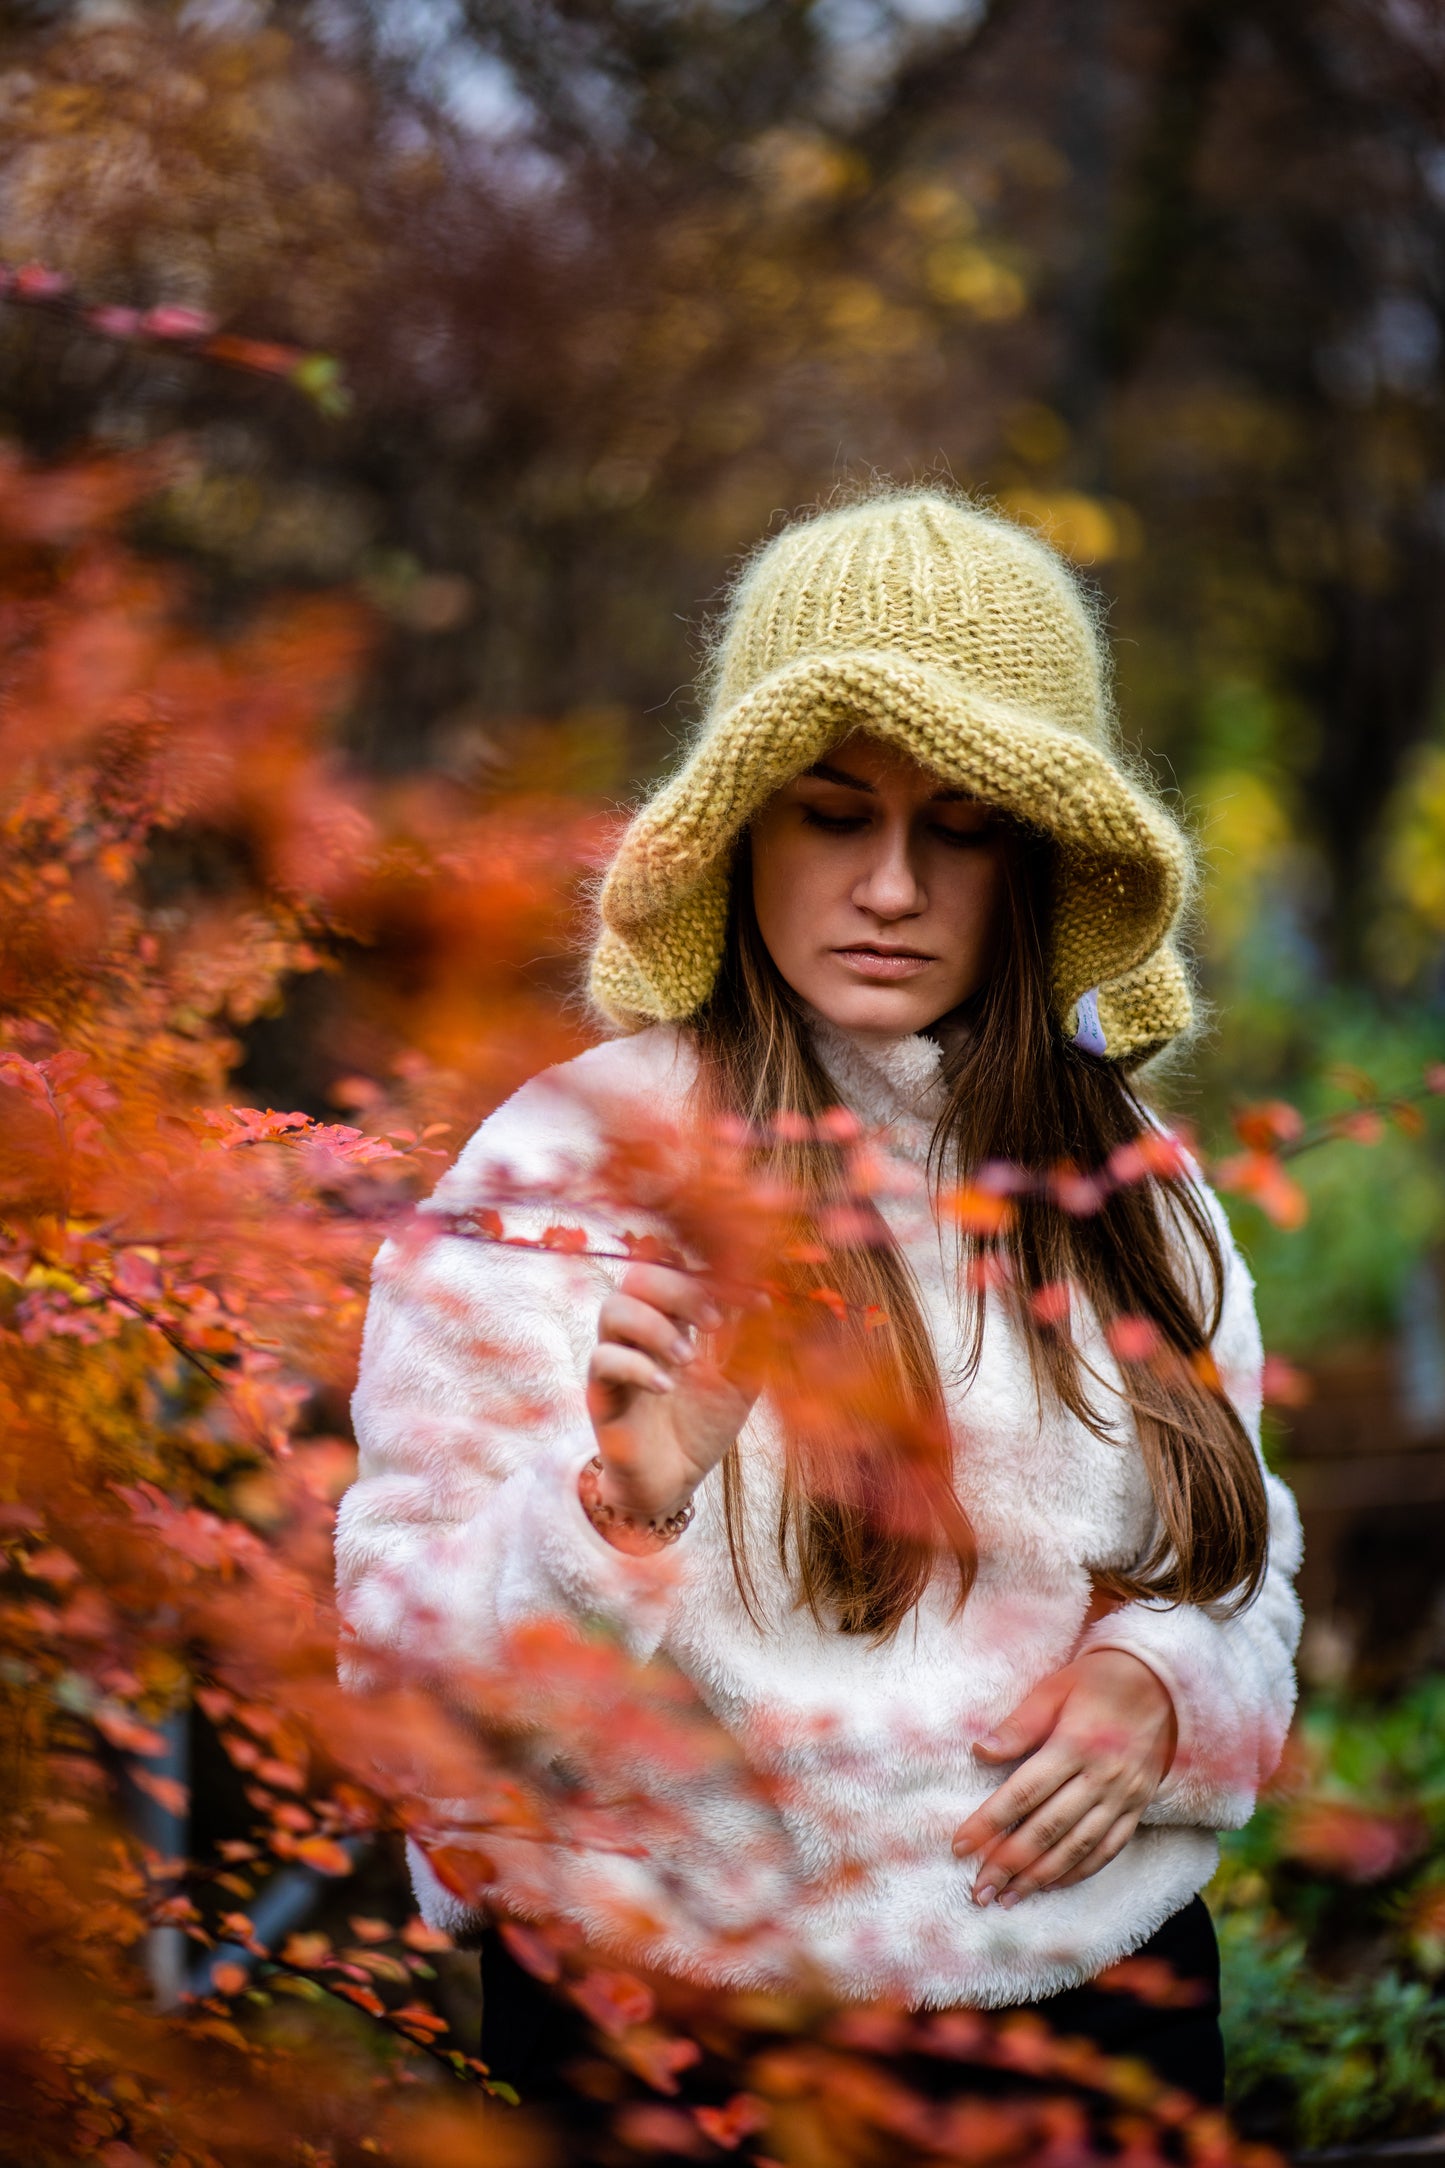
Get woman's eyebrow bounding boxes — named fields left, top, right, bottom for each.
left=801, top=760, right=974, bottom=804
left=802, top=760, right=876, bottom=790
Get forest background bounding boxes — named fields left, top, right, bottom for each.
left=2, top=1, right=1445, bottom=2163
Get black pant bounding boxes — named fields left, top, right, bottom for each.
left=480, top=1895, right=1225, bottom=2146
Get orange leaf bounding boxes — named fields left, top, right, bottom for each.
left=540, top=1224, right=589, bottom=1253
left=348, top=1915, right=393, bottom=1944
left=401, top=1917, right=453, bottom=1952
left=695, top=2095, right=769, bottom=2149
left=498, top=1920, right=560, bottom=1982
left=570, top=1968, right=655, bottom=2037
left=1283, top=1801, right=1423, bottom=1883
left=281, top=1932, right=331, bottom=1968
left=422, top=1843, right=497, bottom=1904
left=333, top=1981, right=386, bottom=2017
left=132, top=1770, right=189, bottom=1816
left=1262, top=1354, right=1313, bottom=1408
left=1105, top=1315, right=1162, bottom=1363
left=391, top=2002, right=448, bottom=2035
left=94, top=1707, right=169, bottom=1756
left=292, top=1835, right=354, bottom=1876
left=944, top=1186, right=1014, bottom=1236
left=1232, top=1100, right=1304, bottom=1151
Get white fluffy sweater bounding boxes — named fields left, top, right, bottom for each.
left=336, top=1013, right=1303, bottom=2010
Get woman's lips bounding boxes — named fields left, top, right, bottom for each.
left=832, top=948, right=936, bottom=980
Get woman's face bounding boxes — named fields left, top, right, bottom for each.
left=748, top=730, right=1008, bottom=1038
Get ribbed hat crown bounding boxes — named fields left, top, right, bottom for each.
left=708, top=492, right=1111, bottom=745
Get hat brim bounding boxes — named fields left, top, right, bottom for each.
left=591, top=651, right=1193, bottom=1064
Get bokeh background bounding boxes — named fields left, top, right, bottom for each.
left=3, top=0, right=1445, bottom=2151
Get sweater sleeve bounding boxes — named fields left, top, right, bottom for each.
left=1078, top=1178, right=1304, bottom=1830
left=334, top=1062, right=700, bottom=1684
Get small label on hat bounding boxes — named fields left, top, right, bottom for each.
left=1072, top=987, right=1107, bottom=1057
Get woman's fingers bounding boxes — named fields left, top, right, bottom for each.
left=616, top=1261, right=725, bottom=1334
left=587, top=1340, right=676, bottom=1422
left=966, top=1772, right=1098, bottom=1904
left=598, top=1289, right=701, bottom=1370
left=1043, top=1813, right=1138, bottom=1892
left=952, top=1739, right=1082, bottom=1862
left=971, top=1672, right=1072, bottom=1766
left=983, top=1801, right=1122, bottom=1908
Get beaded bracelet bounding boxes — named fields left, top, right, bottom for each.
left=579, top=1455, right=696, bottom=1546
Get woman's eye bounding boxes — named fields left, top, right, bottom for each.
left=800, top=806, right=868, bottom=834
left=934, top=823, right=995, bottom=848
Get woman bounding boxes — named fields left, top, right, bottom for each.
left=336, top=489, right=1303, bottom=2136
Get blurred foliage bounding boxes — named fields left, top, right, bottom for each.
left=0, top=0, right=1440, bottom=1350
left=1216, top=1674, right=1445, bottom=2148
left=0, top=0, right=1444, bottom=2155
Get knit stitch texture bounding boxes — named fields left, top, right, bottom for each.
left=590, top=490, right=1195, bottom=1066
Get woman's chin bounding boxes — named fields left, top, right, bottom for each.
left=800, top=976, right=957, bottom=1039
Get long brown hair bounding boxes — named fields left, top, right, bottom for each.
left=688, top=819, right=1269, bottom=1641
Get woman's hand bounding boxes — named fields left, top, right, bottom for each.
left=586, top=1261, right=768, bottom=1528
left=951, top=1650, right=1178, bottom=1907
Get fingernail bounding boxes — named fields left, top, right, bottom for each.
left=976, top=1734, right=1002, bottom=1754
left=672, top=1337, right=695, bottom=1363
left=974, top=1882, right=996, bottom=1908
left=998, top=1889, right=1021, bottom=1911
left=650, top=1373, right=676, bottom=1393
left=700, top=1307, right=723, bottom=1331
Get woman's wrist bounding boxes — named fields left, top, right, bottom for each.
left=578, top=1455, right=697, bottom=1555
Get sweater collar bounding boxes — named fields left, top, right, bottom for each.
left=800, top=1003, right=951, bottom=1162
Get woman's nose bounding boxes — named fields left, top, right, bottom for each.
left=852, top=822, right=925, bottom=920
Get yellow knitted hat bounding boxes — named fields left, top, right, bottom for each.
left=590, top=489, right=1195, bottom=1067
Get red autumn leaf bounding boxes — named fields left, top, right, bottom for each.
left=620, top=2028, right=703, bottom=2095
left=202, top=333, right=306, bottom=375
left=210, top=1962, right=249, bottom=1997
left=621, top=1230, right=685, bottom=1265
left=130, top=1769, right=189, bottom=1816
left=1262, top=1354, right=1313, bottom=1407
left=944, top=1185, right=1014, bottom=1235
left=332, top=1982, right=386, bottom=2017
left=695, top=2094, right=769, bottom=2149
left=1232, top=1099, right=1305, bottom=1151
left=1105, top=1315, right=1162, bottom=1363
left=1215, top=1149, right=1309, bottom=1229
left=419, top=1843, right=496, bottom=1904
left=401, top=1917, right=453, bottom=1952
left=348, top=1916, right=393, bottom=1944
left=291, top=1835, right=354, bottom=1876
left=111, top=1251, right=164, bottom=1302
left=281, top=1932, right=331, bottom=1969
left=391, top=2002, right=448, bottom=2035
left=498, top=1920, right=561, bottom=1982
left=540, top=1223, right=589, bottom=1252
left=141, top=304, right=219, bottom=341
left=769, top=1109, right=813, bottom=1142
left=255, top=1757, right=306, bottom=1791
left=1029, top=1281, right=1073, bottom=1327
left=570, top=1967, right=656, bottom=2037
left=24, top=1546, right=82, bottom=1586
left=1051, top=1167, right=1105, bottom=1216
left=13, top=261, right=72, bottom=299
left=1283, top=1800, right=1424, bottom=1882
